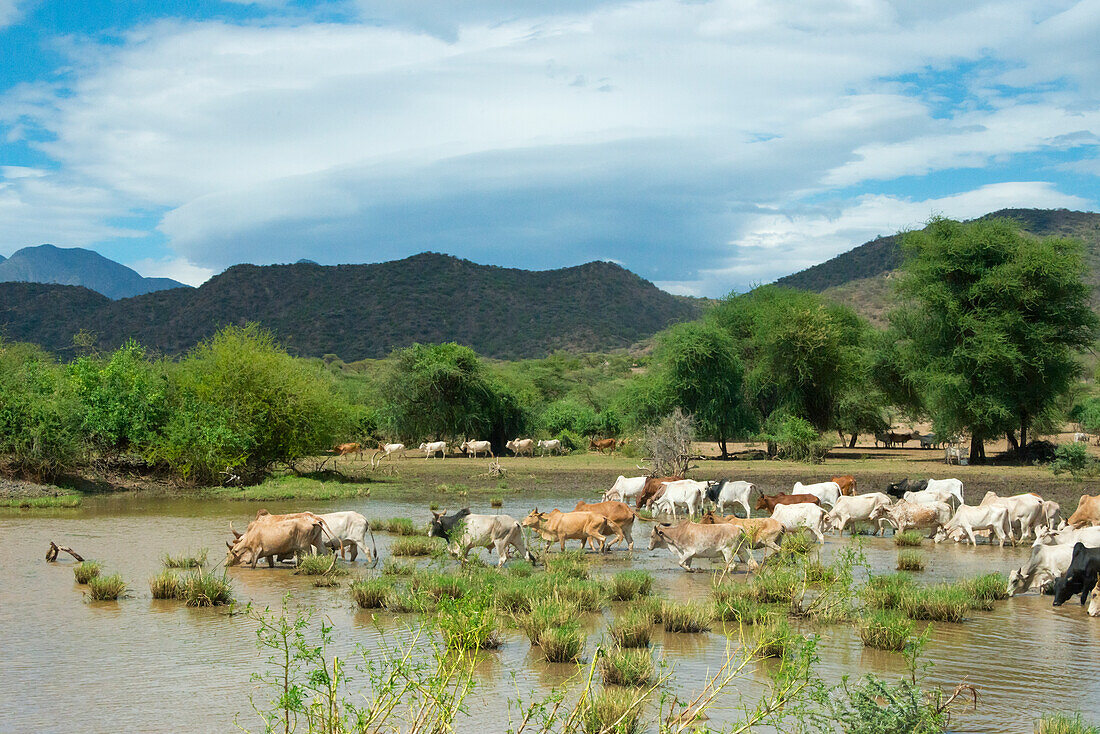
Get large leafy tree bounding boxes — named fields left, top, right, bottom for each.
left=890, top=217, right=1097, bottom=462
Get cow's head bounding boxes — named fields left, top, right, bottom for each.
left=698, top=511, right=719, bottom=525
left=225, top=537, right=253, bottom=567
left=648, top=523, right=671, bottom=551
left=1033, top=527, right=1058, bottom=546
left=754, top=495, right=770, bottom=510
left=1088, top=587, right=1100, bottom=617
left=521, top=509, right=545, bottom=529
left=1007, top=568, right=1026, bottom=596
left=885, top=480, right=907, bottom=498
left=1052, top=574, right=1079, bottom=606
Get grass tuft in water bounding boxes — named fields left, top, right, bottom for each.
left=385, top=588, right=437, bottom=614
left=294, top=553, right=348, bottom=576
left=755, top=617, right=797, bottom=658
left=661, top=601, right=712, bottom=633
left=149, top=570, right=182, bottom=599
left=607, top=610, right=652, bottom=648
left=1037, top=712, right=1100, bottom=734
left=493, top=579, right=539, bottom=615
left=894, top=530, right=924, bottom=547
left=380, top=558, right=415, bottom=576
left=858, top=610, right=913, bottom=651
left=489, top=496, right=504, bottom=508
left=608, top=570, right=653, bottom=601
left=599, top=648, right=654, bottom=687
left=516, top=598, right=580, bottom=644
left=438, top=597, right=502, bottom=651
left=556, top=580, right=605, bottom=612
left=959, top=573, right=1009, bottom=603
left=506, top=560, right=535, bottom=578
left=412, top=572, right=471, bottom=601
left=896, top=550, right=925, bottom=571
left=376, top=517, right=422, bottom=536
left=862, top=573, right=916, bottom=611
left=86, top=573, right=126, bottom=601
left=713, top=584, right=770, bottom=625
left=898, top=584, right=969, bottom=622
left=539, top=625, right=586, bottom=663
left=350, top=578, right=393, bottom=609
left=73, top=561, right=101, bottom=584
left=780, top=533, right=815, bottom=557
left=804, top=560, right=838, bottom=586
left=579, top=688, right=643, bottom=734
left=747, top=566, right=802, bottom=604
left=391, top=537, right=443, bottom=557
left=181, top=570, right=234, bottom=607
left=162, top=549, right=208, bottom=569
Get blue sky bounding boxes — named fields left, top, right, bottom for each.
left=2, top=0, right=1099, bottom=295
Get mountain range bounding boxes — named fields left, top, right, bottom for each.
left=0, top=253, right=704, bottom=360
left=0, top=244, right=188, bottom=299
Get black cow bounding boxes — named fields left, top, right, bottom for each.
left=885, top=478, right=928, bottom=499
left=1052, top=543, right=1100, bottom=606
left=427, top=508, right=471, bottom=541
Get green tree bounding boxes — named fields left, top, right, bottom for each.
left=890, top=217, right=1097, bottom=462
left=650, top=321, right=755, bottom=457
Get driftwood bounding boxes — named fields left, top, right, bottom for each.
left=46, top=542, right=84, bottom=563
left=474, top=460, right=506, bottom=479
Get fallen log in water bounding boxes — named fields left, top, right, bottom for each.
left=46, top=541, right=84, bottom=563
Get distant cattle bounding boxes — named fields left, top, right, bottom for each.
left=918, top=434, right=940, bottom=450
left=419, top=441, right=447, bottom=459
left=589, top=438, right=618, bottom=454
left=537, top=439, right=564, bottom=456
left=459, top=440, right=493, bottom=459
left=1075, top=432, right=1090, bottom=443
left=506, top=438, right=535, bottom=457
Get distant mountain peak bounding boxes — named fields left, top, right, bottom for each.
left=0, top=244, right=190, bottom=300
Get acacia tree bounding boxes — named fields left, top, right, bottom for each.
left=891, top=217, right=1097, bottom=462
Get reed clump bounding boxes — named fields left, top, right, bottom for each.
left=385, top=589, right=437, bottom=614
left=162, top=549, right=208, bottom=569
left=755, top=617, right=797, bottom=658
left=556, top=580, right=605, bottom=612
left=599, top=648, right=654, bottom=687
left=862, top=573, right=916, bottom=611
left=661, top=601, right=712, bottom=633
left=294, top=553, right=347, bottom=576
left=489, top=496, right=504, bottom=508
left=579, top=688, right=643, bottom=734
left=149, top=570, right=182, bottom=599
left=608, top=571, right=653, bottom=601
left=437, top=597, right=502, bottom=651
left=380, top=558, right=415, bottom=576
left=898, top=584, right=969, bottom=622
left=959, top=572, right=1009, bottom=603
left=780, top=533, right=815, bottom=557
left=712, top=584, right=770, bottom=625
left=412, top=572, right=471, bottom=602
left=377, top=518, right=422, bottom=536
left=1036, top=712, right=1100, bottom=734
left=747, top=566, right=802, bottom=604
left=73, top=561, right=101, bottom=584
left=894, top=530, right=924, bottom=547
left=350, top=578, right=393, bottom=609
left=607, top=609, right=652, bottom=648
left=181, top=570, right=234, bottom=607
left=391, top=537, right=443, bottom=557
left=540, top=625, right=586, bottom=663
left=545, top=550, right=589, bottom=580
left=896, top=550, right=925, bottom=571
left=506, top=560, right=535, bottom=578
left=858, top=610, right=914, bottom=651
left=87, top=573, right=127, bottom=601
left=516, top=598, right=580, bottom=644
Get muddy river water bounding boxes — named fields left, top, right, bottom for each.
left=2, top=491, right=1097, bottom=733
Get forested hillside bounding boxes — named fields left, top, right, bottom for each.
left=0, top=253, right=702, bottom=360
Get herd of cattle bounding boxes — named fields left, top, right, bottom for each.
left=222, top=475, right=1100, bottom=619
left=332, top=437, right=626, bottom=463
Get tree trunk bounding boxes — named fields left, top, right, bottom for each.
left=1006, top=431, right=1019, bottom=454
left=848, top=433, right=858, bottom=448
left=1020, top=415, right=1029, bottom=452
left=969, top=436, right=985, bottom=464
left=718, top=438, right=729, bottom=460
left=766, top=440, right=778, bottom=458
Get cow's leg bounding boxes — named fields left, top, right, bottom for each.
left=678, top=552, right=695, bottom=572
left=965, top=525, right=977, bottom=546
left=812, top=526, right=824, bottom=544
left=992, top=524, right=1005, bottom=547
left=740, top=500, right=751, bottom=519
left=836, top=516, right=848, bottom=536
left=623, top=523, right=633, bottom=551
left=1081, top=572, right=1099, bottom=605
left=493, top=538, right=510, bottom=568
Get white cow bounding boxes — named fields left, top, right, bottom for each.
left=903, top=487, right=956, bottom=506
left=318, top=511, right=377, bottom=565
left=649, top=521, right=771, bottom=572
left=705, top=479, right=754, bottom=518
left=1034, top=525, right=1100, bottom=548
left=459, top=439, right=493, bottom=459
left=791, top=481, right=841, bottom=508
left=506, top=438, right=535, bottom=456
left=1075, top=432, right=1090, bottom=443
left=604, top=475, right=647, bottom=503
left=419, top=441, right=447, bottom=459
left=1007, top=543, right=1076, bottom=596
left=1041, top=500, right=1064, bottom=532
left=380, top=443, right=405, bottom=458
left=979, top=491, right=1044, bottom=539
left=933, top=504, right=1013, bottom=547
left=770, top=503, right=828, bottom=544
left=652, top=479, right=707, bottom=519
left=827, top=493, right=893, bottom=536
left=428, top=510, right=535, bottom=568
left=537, top=439, right=564, bottom=456
left=925, top=478, right=965, bottom=505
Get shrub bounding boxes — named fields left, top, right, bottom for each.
left=438, top=596, right=502, bottom=651
left=608, top=610, right=652, bottom=648
left=1037, top=712, right=1100, bottom=734
left=294, top=554, right=347, bottom=576
left=163, top=549, right=208, bottom=569
left=73, top=561, right=101, bottom=584
left=829, top=674, right=950, bottom=733
left=858, top=610, right=913, bottom=651
left=755, top=617, right=797, bottom=658
left=391, top=537, right=443, bottom=557
left=380, top=558, right=415, bottom=576
left=804, top=560, right=838, bottom=586
left=661, top=602, right=712, bottom=633
left=540, top=625, right=586, bottom=663
left=896, top=550, right=925, bottom=571
left=765, top=414, right=831, bottom=463
left=599, top=648, right=654, bottom=687
left=579, top=688, right=643, bottom=734
left=608, top=571, right=653, bottom=601
left=894, top=531, right=924, bottom=547
left=149, top=570, right=182, bottom=599
left=350, top=579, right=393, bottom=608
left=180, top=571, right=234, bottom=607
left=780, top=533, right=815, bottom=557
left=1053, top=443, right=1093, bottom=476
left=899, top=584, right=969, bottom=622
left=87, top=573, right=127, bottom=601
left=862, top=573, right=916, bottom=611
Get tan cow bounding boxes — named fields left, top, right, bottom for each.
left=573, top=500, right=639, bottom=550
left=506, top=438, right=535, bottom=457
left=648, top=521, right=765, bottom=572
left=589, top=438, right=617, bottom=454
left=521, top=509, right=624, bottom=552
left=1067, top=494, right=1100, bottom=528
left=831, top=475, right=857, bottom=496
left=226, top=510, right=336, bottom=568
left=698, top=511, right=784, bottom=554
left=637, top=475, right=684, bottom=509
left=870, top=500, right=951, bottom=536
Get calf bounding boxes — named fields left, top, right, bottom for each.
left=1052, top=543, right=1100, bottom=606
left=755, top=493, right=821, bottom=513
left=791, top=481, right=841, bottom=508
left=979, top=491, right=1044, bottom=539
left=428, top=509, right=535, bottom=567
left=1066, top=494, right=1100, bottom=528
left=1008, top=543, right=1076, bottom=596
left=769, top=503, right=827, bottom=544
left=871, top=500, right=951, bottom=536
left=885, top=478, right=928, bottom=500
left=933, top=504, right=1013, bottom=547
left=827, top=493, right=893, bottom=536
left=652, top=479, right=708, bottom=519
left=573, top=500, right=637, bottom=550
left=704, top=479, right=754, bottom=518
left=831, top=475, right=857, bottom=496
left=522, top=509, right=624, bottom=552
left=649, top=521, right=762, bottom=572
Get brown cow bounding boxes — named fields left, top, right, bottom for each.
left=637, top=475, right=684, bottom=509
left=831, top=475, right=856, bottom=496
left=697, top=512, right=785, bottom=557
left=521, top=509, right=624, bottom=552
left=1067, top=494, right=1100, bottom=528
left=754, top=493, right=822, bottom=513
left=226, top=510, right=334, bottom=568
left=589, top=438, right=618, bottom=454
left=573, top=500, right=638, bottom=550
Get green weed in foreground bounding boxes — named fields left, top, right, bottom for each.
left=163, top=549, right=208, bottom=569
left=391, top=537, right=443, bottom=557
left=896, top=550, right=925, bottom=571
left=780, top=533, right=815, bottom=556
left=579, top=687, right=644, bottom=734
left=149, top=570, right=182, bottom=599
left=713, top=588, right=770, bottom=626
left=540, top=625, right=586, bottom=663
left=385, top=589, right=437, bottom=614
left=1037, top=712, right=1100, bottom=734
left=608, top=610, right=652, bottom=648
left=180, top=570, right=234, bottom=607
left=607, top=570, right=653, bottom=601
left=894, top=530, right=924, bottom=547
left=380, top=558, right=415, bottom=576
left=73, top=561, right=101, bottom=584
left=350, top=579, right=393, bottom=609
left=599, top=648, right=654, bottom=687
left=755, top=617, right=798, bottom=658
left=556, top=580, right=605, bottom=612
left=86, top=573, right=126, bottom=601
left=661, top=601, right=712, bottom=633
left=859, top=610, right=914, bottom=651
left=438, top=596, right=502, bottom=651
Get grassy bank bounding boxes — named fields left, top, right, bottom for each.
left=0, top=494, right=83, bottom=508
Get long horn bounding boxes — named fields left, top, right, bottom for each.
left=226, top=540, right=234, bottom=549
left=230, top=521, right=242, bottom=539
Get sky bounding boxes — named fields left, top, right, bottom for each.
left=1, top=0, right=1099, bottom=296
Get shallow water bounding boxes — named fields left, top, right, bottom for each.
left=1, top=492, right=1096, bottom=733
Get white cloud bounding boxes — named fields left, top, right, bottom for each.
left=126, top=256, right=215, bottom=287
left=0, top=0, right=21, bottom=30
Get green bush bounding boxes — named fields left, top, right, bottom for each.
left=151, top=325, right=352, bottom=484
left=556, top=580, right=605, bottom=612
left=959, top=573, right=1008, bottom=603
left=898, top=584, right=969, bottom=622
left=713, top=584, right=770, bottom=625
left=829, top=674, right=950, bottom=733
left=762, top=414, right=831, bottom=463
left=1053, top=443, right=1093, bottom=476
left=294, top=554, right=346, bottom=576
left=862, top=573, right=916, bottom=611
left=180, top=570, right=234, bottom=607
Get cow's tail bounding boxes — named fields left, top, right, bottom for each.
left=515, top=521, right=538, bottom=565
left=366, top=522, right=379, bottom=569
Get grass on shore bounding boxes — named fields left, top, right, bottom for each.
left=0, top=494, right=83, bottom=508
